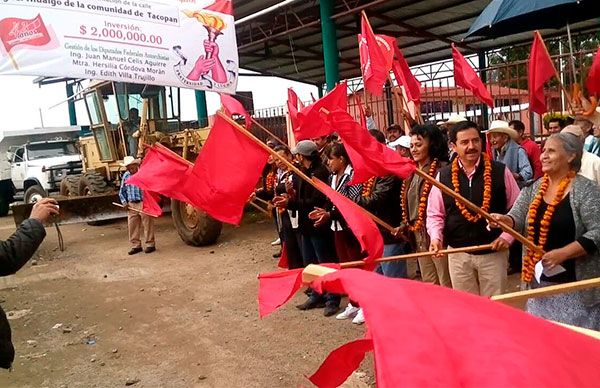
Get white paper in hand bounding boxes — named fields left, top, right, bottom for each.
left=534, top=260, right=566, bottom=283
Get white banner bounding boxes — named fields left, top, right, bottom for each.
left=0, top=0, right=238, bottom=94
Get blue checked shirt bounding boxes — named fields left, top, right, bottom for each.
left=119, top=171, right=143, bottom=204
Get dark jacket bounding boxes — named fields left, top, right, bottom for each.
left=438, top=160, right=507, bottom=250
left=0, top=219, right=46, bottom=369
left=287, top=161, right=331, bottom=235
left=356, top=176, right=403, bottom=244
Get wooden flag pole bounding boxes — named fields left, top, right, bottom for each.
left=340, top=244, right=493, bottom=269
left=216, top=111, right=397, bottom=233
left=492, top=277, right=600, bottom=304
left=248, top=201, right=271, bottom=217
left=112, top=202, right=158, bottom=218
left=7, top=52, right=19, bottom=70
left=250, top=118, right=287, bottom=147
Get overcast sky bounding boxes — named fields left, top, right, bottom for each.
left=0, top=74, right=318, bottom=130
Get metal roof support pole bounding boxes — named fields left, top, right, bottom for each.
left=478, top=51, right=489, bottom=130
left=320, top=0, right=339, bottom=91
left=195, top=90, right=209, bottom=127
left=65, top=82, right=77, bottom=126
left=318, top=84, right=324, bottom=98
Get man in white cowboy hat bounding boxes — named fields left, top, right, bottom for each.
left=485, top=120, right=532, bottom=188
left=119, top=156, right=156, bottom=255
left=388, top=135, right=412, bottom=158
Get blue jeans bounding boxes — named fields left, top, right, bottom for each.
left=377, top=243, right=409, bottom=278
left=301, top=233, right=340, bottom=307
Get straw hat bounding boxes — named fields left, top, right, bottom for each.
left=121, top=156, right=141, bottom=167
left=437, top=113, right=468, bottom=126
left=484, top=120, right=519, bottom=140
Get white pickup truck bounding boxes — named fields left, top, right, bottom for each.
left=5, top=140, right=83, bottom=205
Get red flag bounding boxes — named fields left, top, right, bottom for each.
left=391, top=46, right=421, bottom=104
left=258, top=269, right=303, bottom=318
left=528, top=32, right=556, bottom=114
left=181, top=115, right=269, bottom=225
left=287, top=88, right=302, bottom=131
left=359, top=13, right=392, bottom=96
left=277, top=242, right=289, bottom=269
left=0, top=14, right=51, bottom=54
left=586, top=47, right=600, bottom=95
left=329, top=111, right=416, bottom=183
left=142, top=191, right=163, bottom=217
left=220, top=94, right=251, bottom=130
left=309, top=337, right=373, bottom=387
left=308, top=269, right=600, bottom=387
left=313, top=179, right=383, bottom=268
left=127, top=144, right=192, bottom=204
left=355, top=93, right=367, bottom=130
left=452, top=44, right=494, bottom=107
left=203, top=0, right=233, bottom=14
left=295, top=82, right=347, bottom=140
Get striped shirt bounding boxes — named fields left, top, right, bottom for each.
left=330, top=165, right=362, bottom=231
left=119, top=171, right=143, bottom=204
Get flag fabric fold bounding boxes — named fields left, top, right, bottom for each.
left=287, top=88, right=303, bottom=132
left=355, top=93, right=367, bottom=130
left=359, top=13, right=392, bottom=97
left=258, top=268, right=303, bottom=318
left=392, top=46, right=421, bottom=104
left=181, top=115, right=269, bottom=225
left=295, top=82, right=347, bottom=140
left=313, top=178, right=383, bottom=268
left=586, top=47, right=600, bottom=96
left=308, top=337, right=373, bottom=387
left=277, top=242, right=289, bottom=269
left=309, top=269, right=600, bottom=387
left=328, top=111, right=416, bottom=183
left=452, top=44, right=494, bottom=108
left=203, top=0, right=233, bottom=14
left=528, top=31, right=556, bottom=115
left=220, top=94, right=251, bottom=129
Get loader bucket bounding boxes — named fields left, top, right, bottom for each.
left=11, top=194, right=126, bottom=227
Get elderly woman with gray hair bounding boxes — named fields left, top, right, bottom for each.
left=491, top=133, right=600, bottom=330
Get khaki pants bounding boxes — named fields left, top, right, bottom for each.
left=418, top=256, right=452, bottom=287
left=447, top=247, right=508, bottom=297
left=128, top=202, right=155, bottom=249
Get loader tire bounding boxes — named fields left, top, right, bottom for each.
left=171, top=199, right=222, bottom=246
left=79, top=171, right=111, bottom=196
left=60, top=175, right=81, bottom=197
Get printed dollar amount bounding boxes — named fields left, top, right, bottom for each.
left=79, top=25, right=163, bottom=45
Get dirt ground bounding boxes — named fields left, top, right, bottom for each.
left=0, top=213, right=374, bottom=388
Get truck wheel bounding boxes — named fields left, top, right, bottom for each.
left=60, top=175, right=81, bottom=197
left=24, top=185, right=47, bottom=204
left=171, top=199, right=222, bottom=246
left=79, top=171, right=111, bottom=196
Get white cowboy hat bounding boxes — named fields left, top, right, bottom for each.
left=445, top=113, right=468, bottom=125
left=484, top=120, right=519, bottom=140
left=120, top=156, right=141, bottom=167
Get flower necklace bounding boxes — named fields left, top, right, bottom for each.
left=521, top=171, right=575, bottom=282
left=361, top=177, right=376, bottom=197
left=451, top=153, right=492, bottom=223
left=401, top=159, right=438, bottom=232
left=265, top=171, right=276, bottom=192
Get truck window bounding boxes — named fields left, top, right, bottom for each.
left=14, top=148, right=24, bottom=162
left=26, top=143, right=78, bottom=160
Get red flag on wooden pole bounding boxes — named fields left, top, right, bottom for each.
left=586, top=47, right=600, bottom=96
left=359, top=12, right=391, bottom=97
left=295, top=82, right=347, bottom=140
left=528, top=31, right=557, bottom=115
left=452, top=44, right=494, bottom=107
left=220, top=94, right=251, bottom=129
left=391, top=46, right=421, bottom=104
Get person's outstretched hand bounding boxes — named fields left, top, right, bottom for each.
left=30, top=198, right=59, bottom=222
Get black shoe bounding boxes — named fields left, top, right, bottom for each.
left=273, top=251, right=282, bottom=258
left=323, top=305, right=340, bottom=317
left=144, top=246, right=156, bottom=254
left=128, top=247, right=143, bottom=255
left=296, top=299, right=326, bottom=310
left=303, top=288, right=311, bottom=296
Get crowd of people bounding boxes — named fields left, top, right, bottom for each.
left=255, top=113, right=600, bottom=330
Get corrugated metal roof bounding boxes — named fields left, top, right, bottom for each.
left=234, top=0, right=599, bottom=86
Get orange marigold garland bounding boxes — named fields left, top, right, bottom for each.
left=521, top=171, right=575, bottom=282
left=451, top=154, right=492, bottom=223
left=265, top=171, right=276, bottom=192
left=401, top=159, right=438, bottom=232
left=361, top=177, right=376, bottom=197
